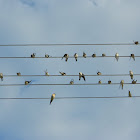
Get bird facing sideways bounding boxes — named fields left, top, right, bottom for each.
left=79, top=72, right=86, bottom=81
left=50, top=93, right=56, bottom=104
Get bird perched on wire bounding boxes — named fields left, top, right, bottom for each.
left=79, top=72, right=86, bottom=81
left=128, top=91, right=132, bottom=97
left=62, top=54, right=69, bottom=62
left=108, top=80, right=111, bottom=84
left=120, top=80, right=124, bottom=89
left=31, top=53, right=36, bottom=58
left=102, top=53, right=106, bottom=57
left=130, top=54, right=135, bottom=61
left=129, top=71, right=133, bottom=79
left=98, top=80, right=102, bottom=84
left=45, top=70, right=49, bottom=76
left=134, top=41, right=139, bottom=45
left=59, top=72, right=66, bottom=76
left=97, top=71, right=102, bottom=75
left=70, top=79, right=74, bottom=85
left=74, top=53, right=78, bottom=61
left=83, top=52, right=86, bottom=58
left=17, top=72, right=21, bottom=76
left=132, top=80, right=137, bottom=84
left=25, top=81, right=32, bottom=85
left=50, top=93, right=56, bottom=104
left=115, top=53, right=119, bottom=61
left=92, top=53, right=96, bottom=58
left=45, top=54, right=50, bottom=58
left=0, top=73, right=3, bottom=81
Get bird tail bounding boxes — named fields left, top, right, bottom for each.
left=50, top=101, right=52, bottom=105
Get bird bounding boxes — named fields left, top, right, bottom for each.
left=31, top=53, right=36, bottom=58
left=74, top=53, right=78, bottom=61
left=45, top=54, right=50, bottom=58
left=59, top=72, right=66, bottom=76
left=98, top=80, right=102, bottom=84
left=130, top=54, right=135, bottom=61
left=62, top=54, right=69, bottom=62
left=102, top=53, right=106, bottom=57
left=115, top=53, right=119, bottom=61
left=17, top=72, right=21, bottom=76
left=70, top=79, right=74, bottom=85
left=129, top=71, right=133, bottom=79
left=50, top=93, right=56, bottom=104
left=45, top=70, right=49, bottom=76
left=79, top=72, right=86, bottom=81
left=108, top=80, right=111, bottom=84
left=134, top=41, right=139, bottom=45
left=92, top=53, right=96, bottom=58
left=83, top=52, right=86, bottom=58
left=97, top=71, right=102, bottom=75
left=0, top=73, right=3, bottom=81
left=25, top=81, right=32, bottom=85
left=120, top=80, right=124, bottom=89
left=132, top=80, right=137, bottom=84
left=128, top=91, right=132, bottom=97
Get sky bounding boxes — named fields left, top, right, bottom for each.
left=0, top=0, right=140, bottom=139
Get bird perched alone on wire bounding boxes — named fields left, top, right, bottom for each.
left=45, top=54, right=50, bottom=58
left=132, top=80, right=137, bottom=84
left=120, top=80, right=124, bottom=89
left=25, top=81, right=32, bottom=85
left=108, top=80, right=111, bottom=84
left=17, top=72, right=21, bottom=76
left=128, top=91, right=132, bottom=97
left=83, top=52, right=86, bottom=58
left=92, top=53, right=96, bottom=58
left=115, top=53, right=119, bottom=61
left=102, top=53, right=106, bottom=57
left=0, top=73, right=3, bottom=81
left=45, top=70, right=49, bottom=76
left=50, top=93, right=56, bottom=104
left=62, top=54, right=69, bottom=62
left=98, top=80, right=102, bottom=84
left=130, top=54, right=135, bottom=61
left=79, top=72, right=86, bottom=81
left=59, top=72, right=66, bottom=76
left=70, top=79, right=74, bottom=85
left=97, top=71, right=102, bottom=75
left=31, top=53, right=36, bottom=58
left=129, top=71, right=133, bottom=79
left=74, top=53, right=78, bottom=61
left=134, top=41, right=139, bottom=45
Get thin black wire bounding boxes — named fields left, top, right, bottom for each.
left=0, top=43, right=137, bottom=47
left=0, top=96, right=140, bottom=100
left=3, top=74, right=140, bottom=77
left=0, top=83, right=140, bottom=86
left=0, top=56, right=139, bottom=59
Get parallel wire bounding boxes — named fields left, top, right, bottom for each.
left=0, top=43, right=137, bottom=47
left=0, top=96, right=140, bottom=100
left=3, top=74, right=140, bottom=77
left=0, top=56, right=140, bottom=59
left=0, top=83, right=140, bottom=86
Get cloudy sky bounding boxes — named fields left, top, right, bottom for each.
left=0, top=0, right=140, bottom=139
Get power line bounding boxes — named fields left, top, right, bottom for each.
left=0, top=96, right=140, bottom=100
left=0, top=56, right=139, bottom=59
left=0, top=43, right=137, bottom=47
left=2, top=74, right=140, bottom=77
left=0, top=83, right=139, bottom=86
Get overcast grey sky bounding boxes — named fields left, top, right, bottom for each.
left=0, top=0, right=140, bottom=140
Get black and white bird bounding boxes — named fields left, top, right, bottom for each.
left=134, top=41, right=139, bottom=45
left=0, top=73, right=3, bottom=81
left=108, top=80, right=111, bottom=84
left=50, top=93, right=56, bottom=104
left=83, top=52, right=86, bottom=58
left=62, top=54, right=69, bottom=62
left=25, top=81, right=32, bottom=85
left=45, top=54, right=50, bottom=58
left=130, top=54, right=135, bottom=61
left=59, top=72, right=66, bottom=76
left=128, top=91, right=132, bottom=97
left=120, top=80, right=124, bottom=89
left=70, top=79, right=74, bottom=85
left=79, top=72, right=86, bottom=81
left=132, top=80, right=137, bottom=84
left=129, top=71, right=133, bottom=79
left=45, top=70, right=49, bottom=76
left=98, top=80, right=102, bottom=84
left=97, top=71, right=102, bottom=75
left=92, top=53, right=96, bottom=58
left=31, top=53, right=36, bottom=58
left=17, top=72, right=21, bottom=76
left=115, top=53, right=119, bottom=61
left=74, top=53, right=78, bottom=61
left=102, top=53, right=106, bottom=57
